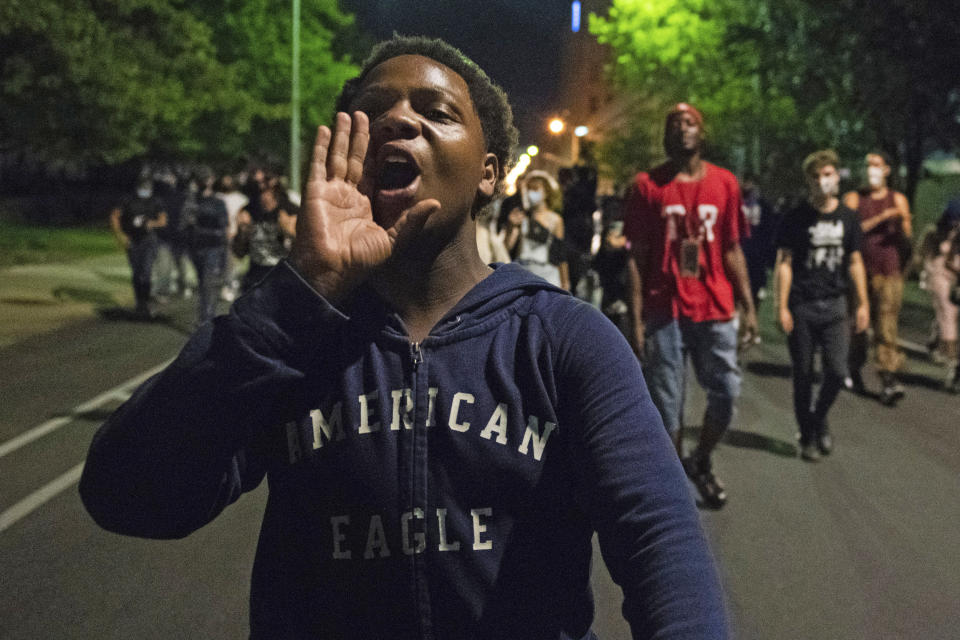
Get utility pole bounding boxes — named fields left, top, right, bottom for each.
left=290, top=0, right=301, bottom=193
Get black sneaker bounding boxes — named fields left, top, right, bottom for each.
left=846, top=371, right=868, bottom=396
left=880, top=382, right=905, bottom=406
left=682, top=455, right=727, bottom=509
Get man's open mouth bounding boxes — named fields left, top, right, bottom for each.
left=372, top=147, right=422, bottom=226
left=379, top=156, right=419, bottom=191
left=375, top=148, right=421, bottom=197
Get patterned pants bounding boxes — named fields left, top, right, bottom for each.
left=850, top=273, right=904, bottom=374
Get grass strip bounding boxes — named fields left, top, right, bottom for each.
left=0, top=221, right=119, bottom=267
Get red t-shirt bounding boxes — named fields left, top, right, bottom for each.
left=624, top=162, right=744, bottom=323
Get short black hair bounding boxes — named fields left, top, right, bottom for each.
left=335, top=35, right=518, bottom=200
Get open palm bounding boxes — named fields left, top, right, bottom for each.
left=302, top=170, right=391, bottom=273
left=290, top=111, right=437, bottom=300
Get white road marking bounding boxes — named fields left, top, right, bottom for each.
left=0, top=360, right=173, bottom=534
left=0, top=462, right=85, bottom=533
left=0, top=360, right=170, bottom=459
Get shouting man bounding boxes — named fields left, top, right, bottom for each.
left=81, top=37, right=727, bottom=639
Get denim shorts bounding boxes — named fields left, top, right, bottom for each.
left=642, top=315, right=742, bottom=436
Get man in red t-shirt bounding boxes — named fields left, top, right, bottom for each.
left=842, top=151, right=912, bottom=405
left=624, top=103, right=757, bottom=509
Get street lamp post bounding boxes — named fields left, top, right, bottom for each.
left=290, top=0, right=301, bottom=193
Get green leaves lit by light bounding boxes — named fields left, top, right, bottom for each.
left=592, top=0, right=725, bottom=88
left=590, top=0, right=960, bottom=196
left=0, top=0, right=359, bottom=168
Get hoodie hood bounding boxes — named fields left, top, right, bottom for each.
left=438, top=263, right=567, bottom=332
left=350, top=263, right=567, bottom=341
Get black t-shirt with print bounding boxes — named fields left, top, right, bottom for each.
left=777, top=200, right=862, bottom=306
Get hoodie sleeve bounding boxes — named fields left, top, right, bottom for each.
left=79, top=261, right=348, bottom=539
left=552, top=300, right=728, bottom=639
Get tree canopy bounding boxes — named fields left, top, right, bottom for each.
left=590, top=0, right=960, bottom=198
left=0, top=0, right=359, bottom=173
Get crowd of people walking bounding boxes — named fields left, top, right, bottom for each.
left=110, top=105, right=960, bottom=505
left=110, top=165, right=300, bottom=325
left=469, top=103, right=960, bottom=497
left=88, top=35, right=959, bottom=637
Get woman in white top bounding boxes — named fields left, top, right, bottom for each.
left=504, top=171, right=570, bottom=290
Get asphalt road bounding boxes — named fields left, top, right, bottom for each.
left=1, top=293, right=958, bottom=639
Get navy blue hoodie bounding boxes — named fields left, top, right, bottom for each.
left=80, top=261, right=727, bottom=639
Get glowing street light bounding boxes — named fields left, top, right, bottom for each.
left=574, top=125, right=589, bottom=138
left=504, top=153, right=533, bottom=195
left=548, top=118, right=565, bottom=135
left=526, top=145, right=540, bottom=157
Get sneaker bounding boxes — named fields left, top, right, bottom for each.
left=945, top=363, right=959, bottom=393
left=880, top=382, right=905, bottom=406
left=846, top=371, right=867, bottom=396
left=817, top=432, right=833, bottom=456
left=800, top=442, right=821, bottom=462
left=682, top=455, right=727, bottom=509
left=948, top=373, right=960, bottom=395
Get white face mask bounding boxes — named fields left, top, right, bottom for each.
left=526, top=189, right=545, bottom=207
left=819, top=174, right=839, bottom=197
left=136, top=188, right=152, bottom=199
left=867, top=166, right=885, bottom=188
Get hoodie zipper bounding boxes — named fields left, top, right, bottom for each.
left=408, top=338, right=433, bottom=638
left=410, top=341, right=423, bottom=370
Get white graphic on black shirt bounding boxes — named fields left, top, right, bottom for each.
left=805, top=220, right=845, bottom=271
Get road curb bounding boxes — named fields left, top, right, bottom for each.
left=0, top=253, right=134, bottom=348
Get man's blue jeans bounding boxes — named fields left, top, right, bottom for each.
left=189, top=245, right=227, bottom=324
left=643, top=315, right=741, bottom=437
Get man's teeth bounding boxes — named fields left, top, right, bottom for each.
left=385, top=154, right=408, bottom=164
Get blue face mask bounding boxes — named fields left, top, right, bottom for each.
left=137, top=188, right=152, bottom=199
left=527, top=189, right=545, bottom=207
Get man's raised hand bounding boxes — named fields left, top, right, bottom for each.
left=289, top=111, right=439, bottom=302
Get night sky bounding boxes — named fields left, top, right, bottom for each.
left=341, top=0, right=574, bottom=145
